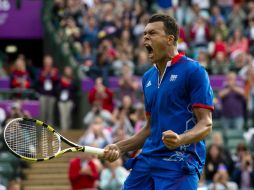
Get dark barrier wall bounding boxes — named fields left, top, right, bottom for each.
left=0, top=0, right=42, bottom=39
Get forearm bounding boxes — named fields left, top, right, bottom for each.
left=179, top=119, right=212, bottom=145
left=218, top=88, right=230, bottom=98
left=116, top=124, right=150, bottom=154
left=232, top=86, right=245, bottom=97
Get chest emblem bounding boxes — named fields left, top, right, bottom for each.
left=169, top=74, right=178, bottom=82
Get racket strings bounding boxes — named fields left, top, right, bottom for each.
left=5, top=119, right=60, bottom=159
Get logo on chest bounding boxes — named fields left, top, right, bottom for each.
left=169, top=74, right=178, bottom=82
left=146, top=80, right=152, bottom=87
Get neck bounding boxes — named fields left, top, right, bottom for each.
left=156, top=48, right=179, bottom=75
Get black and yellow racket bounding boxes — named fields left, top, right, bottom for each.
left=4, top=118, right=104, bottom=162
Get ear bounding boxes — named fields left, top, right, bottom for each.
left=167, top=35, right=175, bottom=46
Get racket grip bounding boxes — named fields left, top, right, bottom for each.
left=84, top=146, right=104, bottom=156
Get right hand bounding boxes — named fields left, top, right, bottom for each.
left=102, top=144, right=121, bottom=162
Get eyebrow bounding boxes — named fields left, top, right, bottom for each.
left=144, top=29, right=156, bottom=35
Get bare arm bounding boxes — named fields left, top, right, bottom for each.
left=232, top=86, right=245, bottom=97
left=116, top=115, right=151, bottom=153
left=162, top=108, right=212, bottom=149
left=102, top=115, right=151, bottom=162
left=179, top=107, right=212, bottom=145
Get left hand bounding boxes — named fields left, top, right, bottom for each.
left=162, top=130, right=183, bottom=150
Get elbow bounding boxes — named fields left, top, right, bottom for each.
left=205, top=120, right=213, bottom=136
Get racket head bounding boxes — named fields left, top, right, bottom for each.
left=4, top=118, right=61, bottom=161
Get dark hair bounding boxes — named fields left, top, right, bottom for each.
left=148, top=14, right=179, bottom=45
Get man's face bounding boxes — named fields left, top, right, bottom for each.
left=143, top=21, right=173, bottom=63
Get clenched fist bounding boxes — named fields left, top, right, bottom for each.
left=162, top=130, right=183, bottom=150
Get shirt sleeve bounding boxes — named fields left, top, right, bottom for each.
left=189, top=66, right=214, bottom=110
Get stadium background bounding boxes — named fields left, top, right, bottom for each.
left=0, top=0, right=254, bottom=189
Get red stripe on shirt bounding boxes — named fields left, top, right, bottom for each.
left=192, top=104, right=214, bottom=110
left=145, top=112, right=151, bottom=116
left=171, top=52, right=185, bottom=65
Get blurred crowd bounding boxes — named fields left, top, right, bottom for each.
left=1, top=0, right=254, bottom=189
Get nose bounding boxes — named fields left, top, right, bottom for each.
left=143, top=33, right=149, bottom=41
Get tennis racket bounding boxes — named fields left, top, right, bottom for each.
left=4, top=117, right=104, bottom=162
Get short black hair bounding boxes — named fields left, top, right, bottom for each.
left=148, top=14, right=179, bottom=44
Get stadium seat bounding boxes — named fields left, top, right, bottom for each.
left=224, top=129, right=244, bottom=140
left=0, top=176, right=9, bottom=187
left=226, top=139, right=246, bottom=154
left=0, top=162, right=15, bottom=180
left=0, top=151, right=20, bottom=167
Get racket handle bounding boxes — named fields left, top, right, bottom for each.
left=84, top=146, right=104, bottom=156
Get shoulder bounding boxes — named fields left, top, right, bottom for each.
left=142, top=66, right=155, bottom=81
left=181, top=56, right=204, bottom=71
left=181, top=56, right=208, bottom=78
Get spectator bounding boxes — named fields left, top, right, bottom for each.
left=62, top=17, right=81, bottom=42
left=245, top=17, right=254, bottom=55
left=117, top=30, right=133, bottom=60
left=88, top=77, right=114, bottom=113
left=210, top=33, right=227, bottom=58
left=118, top=64, right=139, bottom=102
left=227, top=3, right=246, bottom=33
left=112, top=50, right=134, bottom=76
left=57, top=66, right=77, bottom=131
left=112, top=95, right=135, bottom=124
left=4, top=101, right=31, bottom=126
left=230, top=51, right=248, bottom=73
left=76, top=41, right=95, bottom=63
left=78, top=57, right=95, bottom=78
left=239, top=55, right=254, bottom=123
left=189, top=16, right=210, bottom=58
left=81, top=16, right=99, bottom=47
left=0, top=107, right=6, bottom=129
left=210, top=52, right=230, bottom=75
left=68, top=153, right=102, bottom=190
left=218, top=72, right=245, bottom=129
left=100, top=158, right=129, bottom=190
left=88, top=50, right=112, bottom=84
left=210, top=5, right=225, bottom=27
left=129, top=103, right=146, bottom=134
left=175, top=1, right=199, bottom=26
left=197, top=49, right=210, bottom=72
left=208, top=164, right=238, bottom=190
left=10, top=58, right=31, bottom=99
left=134, top=50, right=151, bottom=76
left=83, top=103, right=113, bottom=127
left=233, top=143, right=249, bottom=169
left=38, top=55, right=59, bottom=125
left=79, top=122, right=112, bottom=149
left=211, top=17, right=229, bottom=41
left=204, top=144, right=229, bottom=182
left=51, top=0, right=65, bottom=27
left=228, top=29, right=249, bottom=57
left=217, top=0, right=233, bottom=20
left=112, top=105, right=135, bottom=137
left=7, top=180, right=21, bottom=190
left=232, top=151, right=254, bottom=189
left=112, top=128, right=127, bottom=144
left=210, top=132, right=235, bottom=176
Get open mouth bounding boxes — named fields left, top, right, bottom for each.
left=145, top=45, right=154, bottom=58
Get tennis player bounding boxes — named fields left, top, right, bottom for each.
left=102, top=14, right=214, bottom=190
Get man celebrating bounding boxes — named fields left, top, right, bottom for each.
left=103, top=14, right=214, bottom=189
